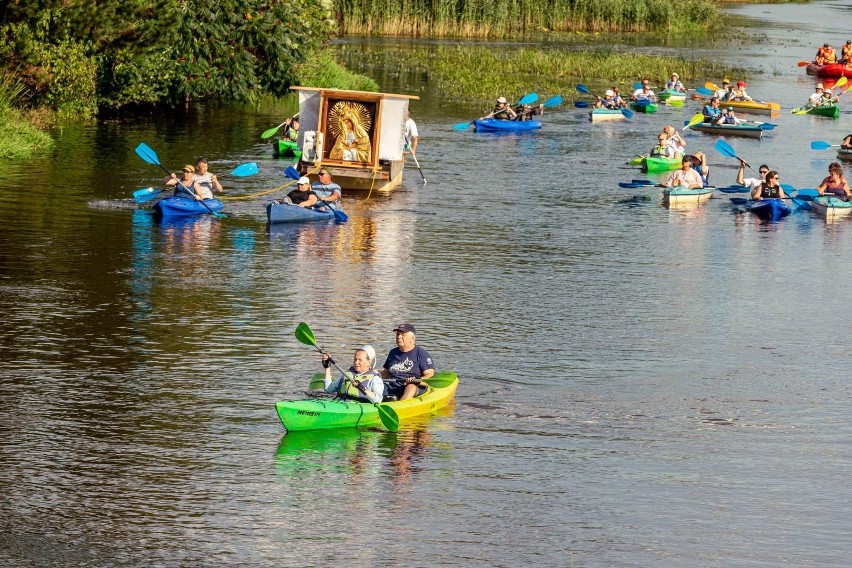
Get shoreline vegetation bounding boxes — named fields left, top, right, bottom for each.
left=338, top=44, right=746, bottom=102
left=334, top=0, right=722, bottom=37
left=0, top=77, right=53, bottom=159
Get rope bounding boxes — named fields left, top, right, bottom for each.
left=220, top=164, right=322, bottom=201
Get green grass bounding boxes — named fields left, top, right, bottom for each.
left=338, top=44, right=746, bottom=102
left=335, top=0, right=722, bottom=38
left=0, top=76, right=54, bottom=160
left=296, top=52, right=380, bottom=92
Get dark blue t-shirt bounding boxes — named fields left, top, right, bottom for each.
left=383, top=346, right=435, bottom=385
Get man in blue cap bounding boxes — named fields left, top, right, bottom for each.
left=381, top=323, right=435, bottom=401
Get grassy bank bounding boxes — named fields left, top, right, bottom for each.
left=0, top=77, right=54, bottom=160
left=335, top=0, right=721, bottom=38
left=296, top=53, right=379, bottom=92
left=338, top=44, right=745, bottom=102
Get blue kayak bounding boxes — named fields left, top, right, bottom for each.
left=747, top=198, right=791, bottom=221
left=153, top=196, right=224, bottom=217
left=473, top=119, right=542, bottom=132
left=266, top=201, right=337, bottom=224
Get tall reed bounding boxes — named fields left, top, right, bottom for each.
left=0, top=75, right=54, bottom=159
left=334, top=0, right=721, bottom=38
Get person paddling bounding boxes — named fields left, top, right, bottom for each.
left=662, top=156, right=704, bottom=189
left=163, top=164, right=203, bottom=200
left=816, top=162, right=852, bottom=200
left=702, top=97, right=722, bottom=123
left=665, top=73, right=686, bottom=93
left=381, top=323, right=435, bottom=401
left=632, top=80, right=657, bottom=103
left=737, top=163, right=771, bottom=193
left=482, top=97, right=517, bottom=120
left=750, top=170, right=786, bottom=201
left=321, top=346, right=384, bottom=403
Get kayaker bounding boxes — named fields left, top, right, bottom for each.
left=163, top=165, right=202, bottom=200
left=691, top=151, right=710, bottom=187
left=702, top=97, right=722, bottom=123
left=595, top=90, right=620, bottom=110
left=841, top=134, right=852, bottom=149
left=515, top=103, right=544, bottom=120
left=404, top=110, right=418, bottom=154
left=737, top=163, right=771, bottom=192
left=610, top=86, right=627, bottom=108
left=662, top=125, right=686, bottom=158
left=816, top=162, right=852, bottom=200
left=321, top=347, right=384, bottom=403
left=842, top=41, right=852, bottom=64
left=650, top=134, right=673, bottom=158
left=729, top=81, right=753, bottom=102
left=282, top=177, right=315, bottom=207
left=194, top=158, right=223, bottom=200
left=815, top=43, right=837, bottom=65
left=662, top=156, right=704, bottom=189
left=713, top=79, right=730, bottom=101
left=283, top=117, right=299, bottom=143
left=381, top=323, right=435, bottom=401
left=750, top=170, right=787, bottom=201
left=807, top=84, right=826, bottom=107
left=631, top=80, right=657, bottom=103
left=716, top=107, right=743, bottom=125
left=665, top=73, right=686, bottom=93
left=482, top=97, right=517, bottom=120
left=310, top=169, right=342, bottom=209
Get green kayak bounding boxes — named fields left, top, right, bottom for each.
left=630, top=101, right=658, bottom=114
left=635, top=155, right=681, bottom=172
left=275, top=371, right=459, bottom=431
left=792, top=104, right=840, bottom=119
left=273, top=138, right=302, bottom=158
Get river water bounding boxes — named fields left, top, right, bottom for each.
left=1, top=3, right=849, bottom=567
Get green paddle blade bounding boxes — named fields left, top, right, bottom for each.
left=261, top=122, right=285, bottom=139
left=376, top=404, right=399, bottom=432
left=628, top=155, right=645, bottom=166
left=295, top=322, right=317, bottom=347
left=310, top=373, right=325, bottom=390
left=667, top=99, right=684, bottom=107
left=685, top=113, right=704, bottom=129
left=423, top=372, right=458, bottom=389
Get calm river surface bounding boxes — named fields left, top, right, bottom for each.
left=1, top=2, right=850, bottom=567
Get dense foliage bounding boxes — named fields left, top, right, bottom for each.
left=333, top=0, right=721, bottom=37
left=0, top=0, right=332, bottom=118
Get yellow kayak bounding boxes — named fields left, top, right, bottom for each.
left=705, top=99, right=780, bottom=116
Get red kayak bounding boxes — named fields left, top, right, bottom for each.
left=806, top=62, right=852, bottom=78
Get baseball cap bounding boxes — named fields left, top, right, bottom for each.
left=737, top=81, right=746, bottom=87
left=182, top=165, right=195, bottom=173
left=298, top=176, right=310, bottom=185
left=497, top=96, right=507, bottom=104
left=393, top=323, right=416, bottom=334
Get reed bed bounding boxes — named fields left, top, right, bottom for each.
left=0, top=76, right=54, bottom=159
left=338, top=44, right=745, bottom=102
left=296, top=53, right=379, bottom=92
left=335, top=0, right=721, bottom=37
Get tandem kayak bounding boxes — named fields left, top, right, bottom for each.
left=663, top=186, right=714, bottom=207
left=636, top=155, right=681, bottom=172
left=153, top=196, right=224, bottom=217
left=473, top=119, right=542, bottom=132
left=691, top=123, right=764, bottom=139
left=275, top=371, right=460, bottom=431
left=810, top=195, right=852, bottom=218
left=273, top=139, right=302, bottom=159
left=266, top=201, right=338, bottom=224
left=746, top=198, right=792, bottom=221
left=791, top=104, right=840, bottom=119
left=704, top=99, right=781, bottom=116
left=590, top=108, right=625, bottom=122
left=630, top=100, right=658, bottom=114
left=805, top=62, right=852, bottom=79
left=837, top=147, right=852, bottom=161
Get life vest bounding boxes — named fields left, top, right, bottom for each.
left=651, top=144, right=667, bottom=157
left=759, top=183, right=781, bottom=199
left=703, top=105, right=720, bottom=122
left=721, top=114, right=738, bottom=124
left=492, top=104, right=512, bottom=120
left=843, top=45, right=852, bottom=63
left=825, top=47, right=837, bottom=64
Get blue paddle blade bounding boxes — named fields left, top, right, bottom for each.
left=231, top=162, right=258, bottom=177
left=696, top=87, right=713, bottom=96
left=574, top=101, right=590, bottom=108
left=780, top=184, right=797, bottom=193
left=633, top=82, right=642, bottom=90
left=542, top=95, right=562, bottom=108
left=135, top=142, right=160, bottom=166
left=718, top=185, right=750, bottom=193
left=792, top=197, right=813, bottom=210
left=618, top=182, right=641, bottom=188
left=621, top=107, right=634, bottom=119
left=730, top=197, right=749, bottom=205
left=757, top=123, right=776, bottom=130
left=631, top=179, right=654, bottom=185
left=133, top=187, right=163, bottom=203
left=518, top=92, right=538, bottom=106
left=713, top=139, right=738, bottom=159
left=797, top=188, right=819, bottom=197
left=453, top=121, right=473, bottom=131
left=284, top=165, right=300, bottom=180
left=576, top=83, right=590, bottom=95
left=810, top=140, right=832, bottom=150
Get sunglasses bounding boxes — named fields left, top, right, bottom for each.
left=759, top=170, right=769, bottom=174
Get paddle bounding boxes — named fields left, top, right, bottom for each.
left=811, top=140, right=840, bottom=150
left=294, top=322, right=399, bottom=432
left=453, top=93, right=537, bottom=130
left=133, top=161, right=258, bottom=204
left=574, top=101, right=590, bottom=108
left=541, top=95, right=563, bottom=109
left=261, top=113, right=299, bottom=139
left=797, top=61, right=811, bottom=67
left=717, top=185, right=752, bottom=194
left=310, top=371, right=456, bottom=391
left=712, top=138, right=759, bottom=174
left=410, top=151, right=427, bottom=184
left=696, top=87, right=713, bottom=97
left=282, top=166, right=348, bottom=222
left=134, top=143, right=227, bottom=217
left=576, top=84, right=633, bottom=118
left=667, top=99, right=685, bottom=107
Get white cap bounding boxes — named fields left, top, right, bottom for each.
left=672, top=72, right=679, bottom=78
left=298, top=176, right=310, bottom=185
left=360, top=345, right=376, bottom=367
left=605, top=89, right=615, bottom=97
left=497, top=96, right=507, bottom=103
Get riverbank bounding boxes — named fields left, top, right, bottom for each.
left=336, top=44, right=746, bottom=102
left=0, top=78, right=53, bottom=160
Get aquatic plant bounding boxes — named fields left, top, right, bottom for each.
left=0, top=75, right=54, bottom=159
left=334, top=0, right=722, bottom=37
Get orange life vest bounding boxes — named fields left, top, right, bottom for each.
left=842, top=45, right=852, bottom=63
